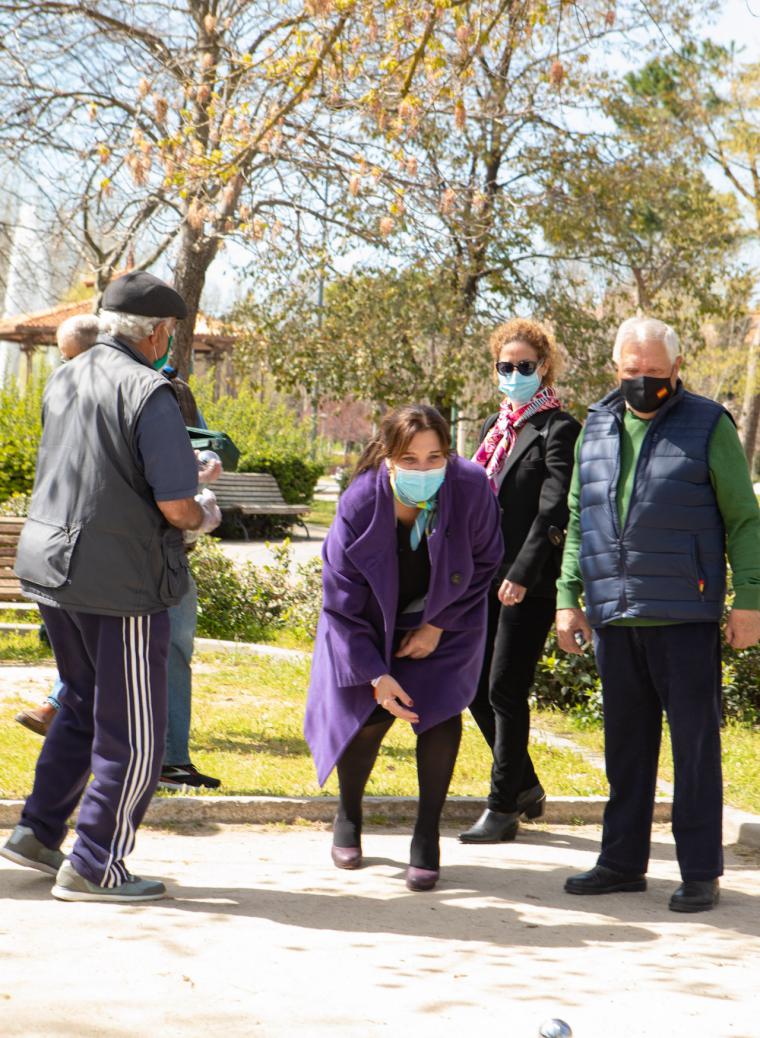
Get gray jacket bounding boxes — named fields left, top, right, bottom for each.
left=15, top=335, right=190, bottom=615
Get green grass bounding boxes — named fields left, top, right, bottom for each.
left=306, top=498, right=337, bottom=528
left=0, top=608, right=40, bottom=624
left=536, top=709, right=760, bottom=816
left=0, top=631, right=53, bottom=663
left=0, top=649, right=606, bottom=799
left=4, top=644, right=756, bottom=814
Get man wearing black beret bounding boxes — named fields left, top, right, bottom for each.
left=2, top=272, right=222, bottom=903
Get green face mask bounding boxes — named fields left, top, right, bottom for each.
left=151, top=332, right=173, bottom=371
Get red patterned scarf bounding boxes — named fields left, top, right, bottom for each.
left=473, top=386, right=561, bottom=492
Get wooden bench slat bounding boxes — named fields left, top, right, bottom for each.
left=238, top=506, right=309, bottom=516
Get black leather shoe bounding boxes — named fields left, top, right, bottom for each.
left=516, top=783, right=546, bottom=820
left=564, top=864, right=647, bottom=895
left=459, top=809, right=519, bottom=844
left=669, top=879, right=719, bottom=913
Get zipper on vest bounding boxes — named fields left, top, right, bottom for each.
left=621, top=425, right=657, bottom=538
left=617, top=416, right=658, bottom=618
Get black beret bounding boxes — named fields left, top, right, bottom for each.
left=101, top=271, right=188, bottom=319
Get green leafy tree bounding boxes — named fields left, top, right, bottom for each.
left=621, top=42, right=760, bottom=462
left=237, top=263, right=489, bottom=418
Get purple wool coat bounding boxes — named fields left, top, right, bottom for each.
left=304, top=454, right=504, bottom=785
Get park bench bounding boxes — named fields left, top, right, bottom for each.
left=211, top=472, right=311, bottom=540
left=0, top=516, right=24, bottom=602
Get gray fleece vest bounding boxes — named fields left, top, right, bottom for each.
left=15, top=336, right=189, bottom=616
left=578, top=384, right=727, bottom=627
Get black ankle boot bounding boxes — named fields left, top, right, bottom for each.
left=516, top=783, right=546, bottom=820
left=459, top=808, right=519, bottom=844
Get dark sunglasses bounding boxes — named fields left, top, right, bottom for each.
left=495, top=360, right=539, bottom=376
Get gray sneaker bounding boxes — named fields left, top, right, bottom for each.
left=0, top=825, right=65, bottom=876
left=52, top=860, right=166, bottom=903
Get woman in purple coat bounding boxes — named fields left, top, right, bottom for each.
left=304, top=405, right=503, bottom=892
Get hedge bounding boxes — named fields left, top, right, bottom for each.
left=0, top=378, right=44, bottom=502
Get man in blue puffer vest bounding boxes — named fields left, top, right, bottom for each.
left=556, top=316, right=760, bottom=913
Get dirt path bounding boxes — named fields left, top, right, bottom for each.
left=1, top=824, right=758, bottom=1037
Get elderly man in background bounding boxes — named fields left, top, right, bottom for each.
left=14, top=314, right=101, bottom=734
left=14, top=319, right=222, bottom=792
left=57, top=312, right=101, bottom=361
left=556, top=316, right=760, bottom=913
left=0, top=271, right=221, bottom=903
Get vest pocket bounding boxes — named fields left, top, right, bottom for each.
left=690, top=536, right=706, bottom=598
left=14, top=517, right=82, bottom=588
left=158, top=528, right=190, bottom=605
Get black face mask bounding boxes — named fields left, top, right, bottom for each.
left=620, top=375, right=675, bottom=413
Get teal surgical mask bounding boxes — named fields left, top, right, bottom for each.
left=392, top=462, right=447, bottom=505
left=151, top=332, right=173, bottom=371
left=498, top=369, right=541, bottom=404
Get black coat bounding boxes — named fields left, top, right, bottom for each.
left=479, top=408, right=581, bottom=599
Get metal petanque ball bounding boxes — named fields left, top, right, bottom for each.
left=197, top=449, right=221, bottom=468
left=539, top=1021, right=572, bottom=1038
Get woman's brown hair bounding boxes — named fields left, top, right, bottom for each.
left=351, top=404, right=451, bottom=482
left=489, top=317, right=562, bottom=386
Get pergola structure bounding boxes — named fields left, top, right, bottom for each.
left=0, top=296, right=236, bottom=392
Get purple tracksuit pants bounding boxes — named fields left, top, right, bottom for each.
left=21, top=604, right=170, bottom=887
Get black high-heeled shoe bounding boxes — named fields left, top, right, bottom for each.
left=517, top=783, right=546, bottom=820
left=459, top=808, right=520, bottom=843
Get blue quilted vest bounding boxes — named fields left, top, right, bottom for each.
left=578, top=383, right=727, bottom=627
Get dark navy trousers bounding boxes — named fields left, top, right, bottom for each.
left=594, top=622, right=723, bottom=882
left=22, top=605, right=169, bottom=887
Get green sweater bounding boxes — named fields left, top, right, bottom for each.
left=556, top=410, right=760, bottom=623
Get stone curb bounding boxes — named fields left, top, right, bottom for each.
left=0, top=795, right=673, bottom=828
left=3, top=795, right=757, bottom=847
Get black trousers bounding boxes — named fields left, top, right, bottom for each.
left=470, top=591, right=555, bottom=812
left=594, top=623, right=724, bottom=882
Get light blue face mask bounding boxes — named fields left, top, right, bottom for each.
left=392, top=462, right=447, bottom=505
left=498, top=370, right=542, bottom=404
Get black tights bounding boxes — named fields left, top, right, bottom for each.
left=334, top=712, right=463, bottom=870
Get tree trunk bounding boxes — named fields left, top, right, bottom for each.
left=170, top=222, right=218, bottom=380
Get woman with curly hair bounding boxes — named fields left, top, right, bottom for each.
left=460, top=318, right=581, bottom=844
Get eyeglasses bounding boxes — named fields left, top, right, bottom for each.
left=495, top=360, right=539, bottom=376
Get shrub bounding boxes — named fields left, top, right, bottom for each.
left=722, top=643, right=760, bottom=724
left=237, top=452, right=324, bottom=504
left=533, top=628, right=604, bottom=725
left=190, top=536, right=323, bottom=642
left=189, top=537, right=264, bottom=641
left=533, top=623, right=760, bottom=726
left=0, top=378, right=44, bottom=502
left=191, top=379, right=328, bottom=502
left=0, top=493, right=31, bottom=516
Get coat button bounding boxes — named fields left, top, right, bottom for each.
left=450, top=572, right=462, bottom=585
left=547, top=525, right=564, bottom=546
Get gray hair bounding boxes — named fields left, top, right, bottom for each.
left=57, top=314, right=100, bottom=356
left=613, top=317, right=680, bottom=364
left=98, top=308, right=165, bottom=343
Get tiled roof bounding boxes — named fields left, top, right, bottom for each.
left=0, top=296, right=234, bottom=351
